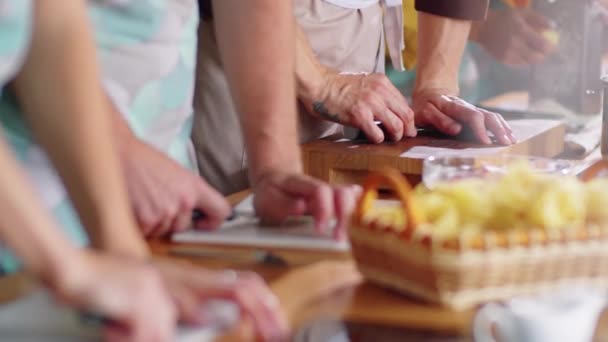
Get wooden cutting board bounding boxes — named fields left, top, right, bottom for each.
left=302, top=119, right=566, bottom=186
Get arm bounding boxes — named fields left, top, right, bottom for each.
left=0, top=134, right=79, bottom=285
left=0, top=131, right=175, bottom=341
left=412, top=12, right=516, bottom=145
left=12, top=0, right=147, bottom=257
left=10, top=1, right=285, bottom=338
left=109, top=101, right=230, bottom=237
left=469, top=7, right=556, bottom=66
left=212, top=0, right=300, bottom=182
left=414, top=12, right=471, bottom=98
left=295, top=25, right=416, bottom=143
left=211, top=0, right=359, bottom=237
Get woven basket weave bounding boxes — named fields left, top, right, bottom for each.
left=349, top=166, right=608, bottom=310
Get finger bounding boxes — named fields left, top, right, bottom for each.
left=171, top=210, right=192, bottom=233
left=362, top=89, right=403, bottom=141
left=375, top=107, right=404, bottom=141
left=137, top=207, right=158, bottom=237
left=366, top=94, right=403, bottom=141
left=418, top=102, right=462, bottom=136
left=519, top=23, right=554, bottom=55
left=192, top=181, right=231, bottom=230
left=238, top=276, right=288, bottom=341
left=197, top=274, right=287, bottom=341
left=376, top=78, right=418, bottom=137
left=357, top=108, right=385, bottom=143
left=332, top=185, right=359, bottom=241
left=379, top=88, right=417, bottom=138
left=483, top=112, right=511, bottom=145
left=503, top=49, right=530, bottom=67
left=488, top=109, right=517, bottom=143
left=172, top=287, right=204, bottom=325
left=439, top=98, right=492, bottom=144
left=104, top=325, right=130, bottom=342
left=309, top=183, right=335, bottom=236
left=509, top=37, right=546, bottom=65
left=151, top=212, right=175, bottom=238
left=275, top=175, right=335, bottom=236
left=255, top=186, right=307, bottom=223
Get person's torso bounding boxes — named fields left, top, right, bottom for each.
left=0, top=0, right=33, bottom=273
left=0, top=0, right=199, bottom=272
left=90, top=0, right=199, bottom=168
left=0, top=0, right=32, bottom=90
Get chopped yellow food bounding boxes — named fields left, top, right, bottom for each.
left=361, top=163, right=608, bottom=239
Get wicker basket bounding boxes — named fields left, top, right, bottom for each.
left=349, top=167, right=608, bottom=310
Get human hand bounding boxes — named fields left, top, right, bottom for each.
left=309, top=71, right=416, bottom=143
left=412, top=89, right=516, bottom=145
left=470, top=9, right=557, bottom=66
left=120, top=137, right=230, bottom=237
left=596, top=0, right=608, bottom=25
left=252, top=171, right=361, bottom=240
left=152, top=259, right=289, bottom=341
left=52, top=251, right=175, bottom=342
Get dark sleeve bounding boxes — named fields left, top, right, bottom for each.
left=199, top=0, right=213, bottom=21
left=415, top=0, right=489, bottom=20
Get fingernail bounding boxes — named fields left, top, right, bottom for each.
left=408, top=126, right=418, bottom=137
left=503, top=134, right=512, bottom=145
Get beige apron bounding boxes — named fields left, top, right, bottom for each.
left=192, top=0, right=384, bottom=194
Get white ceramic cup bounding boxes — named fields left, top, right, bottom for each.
left=473, top=288, right=607, bottom=342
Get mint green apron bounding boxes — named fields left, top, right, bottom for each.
left=0, top=0, right=199, bottom=272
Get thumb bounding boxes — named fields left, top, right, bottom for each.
left=193, top=181, right=231, bottom=230
left=255, top=190, right=307, bottom=223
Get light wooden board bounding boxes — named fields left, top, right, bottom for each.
left=302, top=119, right=566, bottom=186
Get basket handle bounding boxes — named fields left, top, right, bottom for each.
left=580, top=160, right=608, bottom=182
left=355, top=168, right=423, bottom=230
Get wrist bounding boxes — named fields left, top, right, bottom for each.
left=413, top=85, right=459, bottom=100
left=110, top=109, right=137, bottom=161
left=297, top=63, right=330, bottom=107
left=250, top=160, right=303, bottom=188
left=42, top=247, right=91, bottom=298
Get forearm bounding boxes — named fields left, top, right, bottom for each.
left=212, top=0, right=301, bottom=184
left=0, top=135, right=80, bottom=286
left=13, top=0, right=147, bottom=257
left=414, top=12, right=472, bottom=96
left=295, top=25, right=326, bottom=107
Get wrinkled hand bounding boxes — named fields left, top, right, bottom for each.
left=311, top=71, right=416, bottom=143
left=252, top=171, right=361, bottom=240
left=152, top=259, right=289, bottom=341
left=54, top=251, right=175, bottom=342
left=413, top=89, right=516, bottom=145
left=472, top=9, right=556, bottom=66
left=120, top=138, right=230, bottom=237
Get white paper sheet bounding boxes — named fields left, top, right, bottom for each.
left=400, top=119, right=563, bottom=159
left=0, top=291, right=239, bottom=342
left=172, top=196, right=350, bottom=251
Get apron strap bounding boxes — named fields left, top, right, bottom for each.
left=383, top=0, right=405, bottom=71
